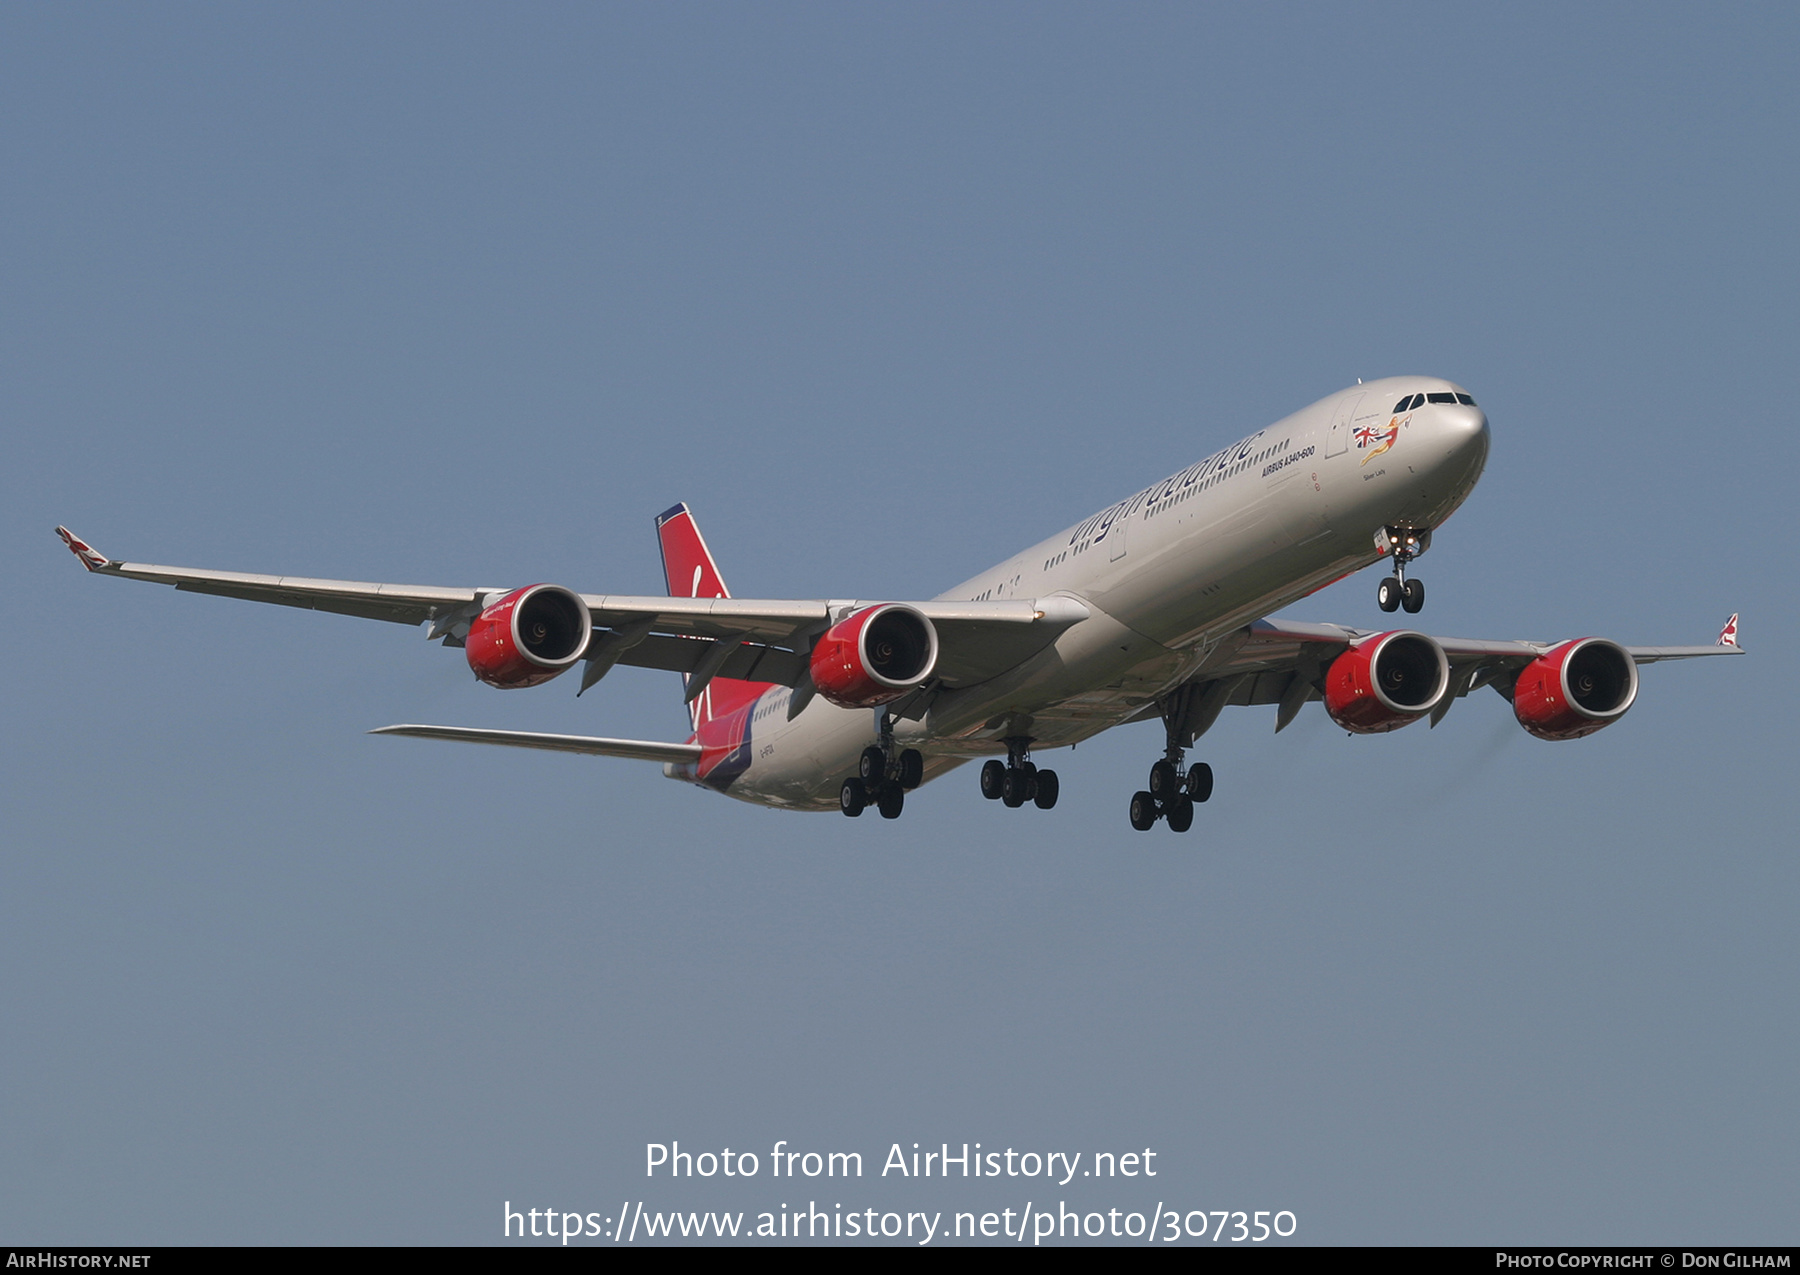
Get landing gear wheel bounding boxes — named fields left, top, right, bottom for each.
left=1165, top=794, right=1195, bottom=833
left=877, top=786, right=905, bottom=819
left=1185, top=762, right=1214, bottom=803
left=1401, top=577, right=1425, bottom=614
left=839, top=778, right=867, bottom=817
left=1149, top=759, right=1181, bottom=801
left=1377, top=576, right=1403, bottom=612
left=1002, top=767, right=1029, bottom=808
left=979, top=759, right=1006, bottom=800
left=1033, top=769, right=1059, bottom=810
left=859, top=745, right=887, bottom=786
left=1129, top=790, right=1158, bottom=831
left=898, top=749, right=924, bottom=790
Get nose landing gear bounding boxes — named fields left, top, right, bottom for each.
left=1375, top=526, right=1431, bottom=614
left=978, top=737, right=1059, bottom=811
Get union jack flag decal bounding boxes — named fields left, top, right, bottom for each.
left=55, top=526, right=110, bottom=572
left=1355, top=419, right=1400, bottom=465
left=1717, top=613, right=1740, bottom=647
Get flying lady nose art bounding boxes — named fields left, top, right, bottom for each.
left=1356, top=414, right=1402, bottom=465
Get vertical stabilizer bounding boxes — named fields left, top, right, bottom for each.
left=654, top=504, right=775, bottom=729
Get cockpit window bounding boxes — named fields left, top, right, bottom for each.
left=1426, top=392, right=1457, bottom=404
left=1454, top=392, right=1477, bottom=406
left=1393, top=396, right=1411, bottom=413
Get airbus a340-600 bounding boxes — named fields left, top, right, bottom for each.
left=57, top=377, right=1741, bottom=831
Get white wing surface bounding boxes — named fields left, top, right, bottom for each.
left=55, top=527, right=1088, bottom=690
left=1137, top=614, right=1745, bottom=739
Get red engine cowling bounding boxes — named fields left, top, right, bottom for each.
left=1325, top=630, right=1450, bottom=734
left=1512, top=637, right=1638, bottom=740
left=465, top=584, right=592, bottom=689
left=809, top=603, right=939, bottom=709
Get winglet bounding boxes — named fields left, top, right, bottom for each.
left=1717, top=613, right=1740, bottom=648
left=55, top=526, right=111, bottom=572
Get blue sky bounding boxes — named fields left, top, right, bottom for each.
left=3, top=4, right=1793, bottom=1244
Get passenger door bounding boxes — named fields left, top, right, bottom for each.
left=1325, top=392, right=1362, bottom=458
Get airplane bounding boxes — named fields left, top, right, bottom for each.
left=55, top=376, right=1742, bottom=832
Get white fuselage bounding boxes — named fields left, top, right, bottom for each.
left=686, top=377, right=1490, bottom=809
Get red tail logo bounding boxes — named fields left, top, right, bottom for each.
left=655, top=504, right=774, bottom=730
left=657, top=503, right=730, bottom=607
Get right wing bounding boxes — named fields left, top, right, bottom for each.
left=55, top=527, right=1089, bottom=691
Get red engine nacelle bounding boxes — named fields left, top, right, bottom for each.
left=1512, top=637, right=1638, bottom=740
left=465, top=584, right=592, bottom=689
left=1324, top=630, right=1450, bottom=734
left=809, top=603, right=939, bottom=709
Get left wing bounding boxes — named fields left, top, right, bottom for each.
left=1139, top=613, right=1745, bottom=740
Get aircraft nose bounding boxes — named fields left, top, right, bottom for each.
left=1437, top=404, right=1489, bottom=467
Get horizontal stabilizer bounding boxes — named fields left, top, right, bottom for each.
left=370, top=724, right=700, bottom=763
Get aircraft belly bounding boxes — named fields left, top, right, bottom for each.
left=724, top=697, right=973, bottom=810
left=736, top=699, right=868, bottom=809
left=920, top=605, right=1186, bottom=747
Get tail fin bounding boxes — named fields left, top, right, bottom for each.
left=655, top=503, right=775, bottom=730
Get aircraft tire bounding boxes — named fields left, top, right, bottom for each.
left=1401, top=578, right=1425, bottom=613
left=899, top=749, right=924, bottom=789
left=1149, top=760, right=1180, bottom=801
left=1002, top=768, right=1029, bottom=808
left=1378, top=577, right=1403, bottom=612
left=1166, top=794, right=1195, bottom=833
left=1033, top=769, right=1059, bottom=810
left=979, top=759, right=1006, bottom=800
left=1186, top=762, right=1214, bottom=803
left=877, top=786, right=905, bottom=819
left=859, top=745, right=887, bottom=785
left=1129, top=790, right=1158, bottom=831
left=840, top=778, right=867, bottom=817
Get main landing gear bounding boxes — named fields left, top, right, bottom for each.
left=1128, top=759, right=1212, bottom=832
left=838, top=726, right=924, bottom=820
left=978, top=737, right=1059, bottom=811
left=1129, top=702, right=1214, bottom=833
left=1374, top=525, right=1431, bottom=615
